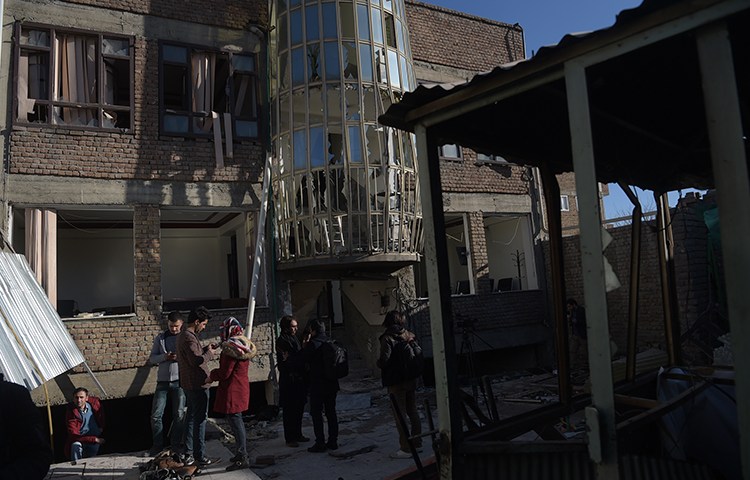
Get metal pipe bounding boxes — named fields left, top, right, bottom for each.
left=618, top=183, right=641, bottom=382
left=662, top=192, right=681, bottom=365
left=539, top=165, right=570, bottom=406
left=654, top=193, right=677, bottom=365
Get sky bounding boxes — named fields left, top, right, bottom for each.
left=420, top=0, right=703, bottom=218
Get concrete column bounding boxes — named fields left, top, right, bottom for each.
left=133, top=205, right=162, bottom=323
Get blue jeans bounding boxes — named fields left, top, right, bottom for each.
left=184, top=388, right=209, bottom=459
left=226, top=413, right=247, bottom=457
left=150, top=380, right=186, bottom=451
left=71, top=441, right=99, bottom=462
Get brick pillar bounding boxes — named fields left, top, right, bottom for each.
left=134, top=205, right=161, bottom=323
left=467, top=212, right=491, bottom=294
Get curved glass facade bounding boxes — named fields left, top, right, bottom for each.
left=270, top=0, right=422, bottom=264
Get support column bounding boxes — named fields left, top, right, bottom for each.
left=467, top=212, right=491, bottom=294
left=696, top=23, right=750, bottom=480
left=133, top=205, right=162, bottom=323
left=565, top=60, right=618, bottom=479
left=415, top=124, right=461, bottom=480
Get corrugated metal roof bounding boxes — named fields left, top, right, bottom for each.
left=0, top=251, right=85, bottom=390
left=379, top=0, right=749, bottom=192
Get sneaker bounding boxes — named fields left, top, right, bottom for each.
left=307, top=443, right=327, bottom=453
left=326, top=441, right=338, bottom=450
left=390, top=450, right=412, bottom=459
left=181, top=454, right=195, bottom=466
left=225, top=456, right=249, bottom=471
left=297, top=435, right=310, bottom=443
left=198, top=457, right=217, bottom=467
left=286, top=441, right=299, bottom=448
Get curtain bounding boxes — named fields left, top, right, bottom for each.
left=191, top=52, right=214, bottom=132
left=57, top=34, right=97, bottom=126
left=24, top=209, right=57, bottom=307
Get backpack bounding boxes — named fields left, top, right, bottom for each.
left=392, top=337, right=424, bottom=381
left=322, top=339, right=349, bottom=380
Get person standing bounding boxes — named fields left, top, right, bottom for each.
left=567, top=298, right=588, bottom=365
left=377, top=310, right=423, bottom=459
left=0, top=373, right=52, bottom=480
left=276, top=315, right=309, bottom=447
left=209, top=317, right=257, bottom=471
left=302, top=319, right=339, bottom=453
left=147, top=311, right=186, bottom=456
left=176, top=306, right=219, bottom=467
left=65, top=387, right=105, bottom=464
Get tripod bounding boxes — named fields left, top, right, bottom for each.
left=457, top=317, right=494, bottom=401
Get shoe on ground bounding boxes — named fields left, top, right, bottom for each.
left=307, top=443, right=327, bottom=453
left=326, top=441, right=338, bottom=450
left=390, top=450, right=412, bottom=459
left=198, top=457, right=217, bottom=466
left=286, top=441, right=299, bottom=447
left=181, top=454, right=195, bottom=466
left=225, top=456, right=250, bottom=471
left=297, top=435, right=310, bottom=442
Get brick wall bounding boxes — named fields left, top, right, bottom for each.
left=10, top=34, right=265, bottom=183
left=405, top=0, right=524, bottom=72
left=59, top=0, right=267, bottom=29
left=65, top=306, right=275, bottom=377
left=439, top=150, right=530, bottom=195
left=134, top=205, right=162, bottom=323
left=543, top=194, right=718, bottom=362
left=409, top=290, right=548, bottom=346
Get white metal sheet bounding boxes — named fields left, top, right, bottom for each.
left=0, top=251, right=85, bottom=390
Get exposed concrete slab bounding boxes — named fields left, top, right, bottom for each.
left=413, top=60, right=478, bottom=84
left=7, top=174, right=262, bottom=210
left=7, top=0, right=263, bottom=51
left=443, top=192, right=531, bottom=213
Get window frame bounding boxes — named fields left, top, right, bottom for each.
left=475, top=153, right=510, bottom=165
left=13, top=22, right=134, bottom=132
left=438, top=144, right=462, bottom=161
left=158, top=40, right=261, bottom=140
left=560, top=194, right=570, bottom=212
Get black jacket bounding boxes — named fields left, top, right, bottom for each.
left=0, top=375, right=52, bottom=480
left=276, top=331, right=306, bottom=382
left=377, top=325, right=415, bottom=387
left=302, top=332, right=340, bottom=394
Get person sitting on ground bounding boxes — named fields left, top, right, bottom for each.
left=0, top=373, right=53, bottom=480
left=65, top=387, right=105, bottom=464
left=147, top=311, right=186, bottom=456
left=210, top=317, right=257, bottom=472
left=377, top=310, right=423, bottom=459
left=276, top=314, right=309, bottom=448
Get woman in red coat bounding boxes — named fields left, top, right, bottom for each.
left=210, top=317, right=257, bottom=471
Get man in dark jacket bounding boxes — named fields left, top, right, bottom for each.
left=567, top=298, right=588, bottom=365
left=276, top=315, right=309, bottom=447
left=176, top=306, right=219, bottom=467
left=65, top=387, right=106, bottom=463
left=377, top=310, right=422, bottom=459
left=301, top=318, right=339, bottom=453
left=0, top=373, right=52, bottom=480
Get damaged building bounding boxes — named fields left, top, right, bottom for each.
left=0, top=0, right=566, bottom=410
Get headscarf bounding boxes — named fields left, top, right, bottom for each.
left=220, top=317, right=251, bottom=353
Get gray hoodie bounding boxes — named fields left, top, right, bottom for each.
left=149, top=330, right=180, bottom=382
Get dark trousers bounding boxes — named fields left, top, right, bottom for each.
left=280, top=377, right=307, bottom=443
left=309, top=388, right=338, bottom=445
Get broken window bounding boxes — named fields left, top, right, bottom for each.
left=160, top=43, right=259, bottom=139
left=16, top=24, right=133, bottom=130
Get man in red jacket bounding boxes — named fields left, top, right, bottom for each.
left=65, top=387, right=105, bottom=464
